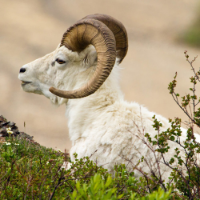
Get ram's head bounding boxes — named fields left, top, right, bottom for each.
left=18, top=14, right=128, bottom=104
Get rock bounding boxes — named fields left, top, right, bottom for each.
left=0, top=115, right=36, bottom=143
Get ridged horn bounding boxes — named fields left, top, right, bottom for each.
left=49, top=19, right=116, bottom=99
left=83, top=14, right=128, bottom=63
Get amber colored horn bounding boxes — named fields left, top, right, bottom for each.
left=83, top=14, right=128, bottom=63
left=49, top=19, right=116, bottom=99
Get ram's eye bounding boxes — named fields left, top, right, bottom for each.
left=55, top=58, right=66, bottom=64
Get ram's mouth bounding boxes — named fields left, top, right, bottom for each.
left=21, top=81, right=31, bottom=86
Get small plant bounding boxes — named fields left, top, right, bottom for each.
left=140, top=51, right=200, bottom=199
left=168, top=51, right=200, bottom=127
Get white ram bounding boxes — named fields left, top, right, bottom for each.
left=18, top=14, right=200, bottom=180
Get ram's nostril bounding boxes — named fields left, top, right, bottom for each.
left=19, top=68, right=26, bottom=73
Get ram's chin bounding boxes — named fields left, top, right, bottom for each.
left=21, top=83, right=42, bottom=95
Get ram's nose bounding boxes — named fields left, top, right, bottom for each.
left=19, top=67, right=26, bottom=73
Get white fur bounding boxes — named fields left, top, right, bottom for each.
left=18, top=44, right=200, bottom=180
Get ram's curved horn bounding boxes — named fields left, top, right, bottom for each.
left=83, top=14, right=128, bottom=63
left=49, top=19, right=116, bottom=99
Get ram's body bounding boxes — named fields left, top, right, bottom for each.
left=18, top=14, right=200, bottom=180
left=65, top=52, right=200, bottom=179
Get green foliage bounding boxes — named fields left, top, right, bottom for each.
left=179, top=5, right=200, bottom=47
left=118, top=52, right=200, bottom=199
left=168, top=51, right=200, bottom=127
left=0, top=136, right=67, bottom=199
left=147, top=52, right=200, bottom=199
left=180, top=26, right=200, bottom=47
left=0, top=136, right=171, bottom=199
left=70, top=174, right=121, bottom=200
left=144, top=116, right=200, bottom=199
left=71, top=174, right=171, bottom=200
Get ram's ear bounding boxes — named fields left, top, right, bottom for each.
left=82, top=46, right=97, bottom=67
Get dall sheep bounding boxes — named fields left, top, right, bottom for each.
left=18, top=14, right=200, bottom=180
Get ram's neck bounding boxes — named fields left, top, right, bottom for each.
left=65, top=67, right=124, bottom=142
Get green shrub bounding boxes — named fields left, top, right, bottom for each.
left=71, top=174, right=171, bottom=200
left=143, top=51, right=200, bottom=199
left=0, top=136, right=170, bottom=199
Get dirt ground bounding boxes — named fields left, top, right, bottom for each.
left=1, top=0, right=200, bottom=151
